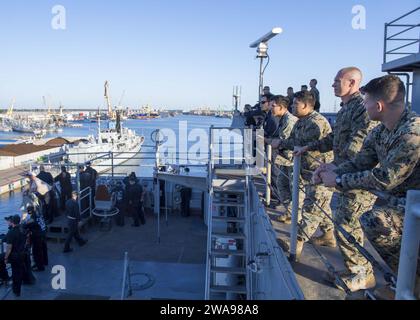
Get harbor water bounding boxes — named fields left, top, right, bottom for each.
left=0, top=115, right=231, bottom=234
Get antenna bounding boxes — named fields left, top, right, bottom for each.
left=250, top=27, right=282, bottom=106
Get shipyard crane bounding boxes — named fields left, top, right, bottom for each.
left=6, top=98, right=15, bottom=118
left=104, top=81, right=115, bottom=120
left=43, top=96, right=52, bottom=116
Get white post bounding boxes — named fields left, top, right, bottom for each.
left=396, top=190, right=420, bottom=300
left=265, top=145, right=272, bottom=206
left=289, top=148, right=301, bottom=262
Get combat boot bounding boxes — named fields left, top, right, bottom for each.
left=311, top=230, right=337, bottom=248
left=276, top=214, right=292, bottom=224
left=373, top=285, right=395, bottom=300
left=335, top=273, right=376, bottom=293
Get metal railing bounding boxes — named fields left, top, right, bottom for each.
left=120, top=252, right=133, bottom=300
left=383, top=7, right=420, bottom=64
left=396, top=190, right=420, bottom=300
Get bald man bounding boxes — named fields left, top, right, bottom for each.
left=294, top=67, right=379, bottom=292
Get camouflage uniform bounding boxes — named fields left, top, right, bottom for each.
left=273, top=111, right=298, bottom=212
left=279, top=111, right=334, bottom=241
left=308, top=92, right=378, bottom=276
left=336, top=109, right=420, bottom=276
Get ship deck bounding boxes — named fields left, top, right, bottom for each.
left=1, top=210, right=208, bottom=300
left=253, top=178, right=394, bottom=300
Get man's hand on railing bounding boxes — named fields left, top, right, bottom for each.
left=270, top=139, right=281, bottom=149
left=293, top=146, right=309, bottom=157
left=264, top=137, right=273, bottom=145
left=312, top=163, right=338, bottom=185
left=319, top=168, right=338, bottom=188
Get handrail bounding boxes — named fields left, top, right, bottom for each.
left=383, top=7, right=420, bottom=64
left=396, top=190, right=420, bottom=300
left=120, top=252, right=132, bottom=300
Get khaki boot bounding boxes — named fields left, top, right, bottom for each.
left=373, top=285, right=395, bottom=300
left=335, top=273, right=376, bottom=293
left=311, top=230, right=337, bottom=248
left=276, top=214, right=292, bottom=224
left=276, top=238, right=304, bottom=261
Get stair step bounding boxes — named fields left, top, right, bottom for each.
left=211, top=249, right=246, bottom=257
left=211, top=232, right=246, bottom=239
left=212, top=216, right=245, bottom=223
left=212, top=179, right=245, bottom=192
left=212, top=201, right=244, bottom=208
left=210, top=285, right=247, bottom=294
left=211, top=267, right=246, bottom=275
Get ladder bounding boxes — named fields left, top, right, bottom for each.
left=205, top=127, right=252, bottom=300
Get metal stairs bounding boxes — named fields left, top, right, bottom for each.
left=205, top=176, right=251, bottom=300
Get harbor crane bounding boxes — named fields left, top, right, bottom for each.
left=104, top=81, right=115, bottom=120
left=6, top=98, right=15, bottom=118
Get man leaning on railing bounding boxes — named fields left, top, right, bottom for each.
left=315, top=75, right=420, bottom=299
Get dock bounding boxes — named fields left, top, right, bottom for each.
left=0, top=165, right=29, bottom=195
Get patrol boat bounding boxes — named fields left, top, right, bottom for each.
left=65, top=112, right=145, bottom=174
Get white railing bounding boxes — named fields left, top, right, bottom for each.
left=396, top=190, right=420, bottom=300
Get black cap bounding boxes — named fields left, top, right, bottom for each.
left=86, top=161, right=92, bottom=166
left=5, top=215, right=21, bottom=225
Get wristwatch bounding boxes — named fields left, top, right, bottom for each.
left=335, top=175, right=343, bottom=188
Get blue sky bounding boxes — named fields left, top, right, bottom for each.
left=0, top=0, right=418, bottom=111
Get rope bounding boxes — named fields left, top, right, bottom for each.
left=260, top=163, right=398, bottom=287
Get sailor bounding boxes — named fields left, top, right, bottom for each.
left=277, top=91, right=334, bottom=259
left=23, top=206, right=48, bottom=272
left=26, top=172, right=51, bottom=222
left=63, top=191, right=88, bottom=253
left=112, top=181, right=126, bottom=227
left=295, top=67, right=378, bottom=292
left=123, top=172, right=139, bottom=187
left=180, top=187, right=192, bottom=217
left=85, top=162, right=98, bottom=209
left=316, top=75, right=420, bottom=295
left=244, top=104, right=257, bottom=127
left=124, top=176, right=145, bottom=227
left=309, top=79, right=321, bottom=112
left=263, top=95, right=280, bottom=139
left=263, top=86, right=275, bottom=101
left=37, top=165, right=54, bottom=186
left=263, top=94, right=286, bottom=207
left=1, top=215, right=26, bottom=297
left=286, top=87, right=295, bottom=113
left=37, top=165, right=57, bottom=224
left=78, top=166, right=92, bottom=214
left=54, top=166, right=73, bottom=211
left=269, top=95, right=298, bottom=221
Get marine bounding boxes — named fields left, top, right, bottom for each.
left=277, top=90, right=334, bottom=259
left=316, top=75, right=420, bottom=296
left=269, top=95, right=298, bottom=222
left=295, top=67, right=378, bottom=292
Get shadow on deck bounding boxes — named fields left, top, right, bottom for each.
left=253, top=178, right=394, bottom=300
left=2, top=210, right=208, bottom=300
